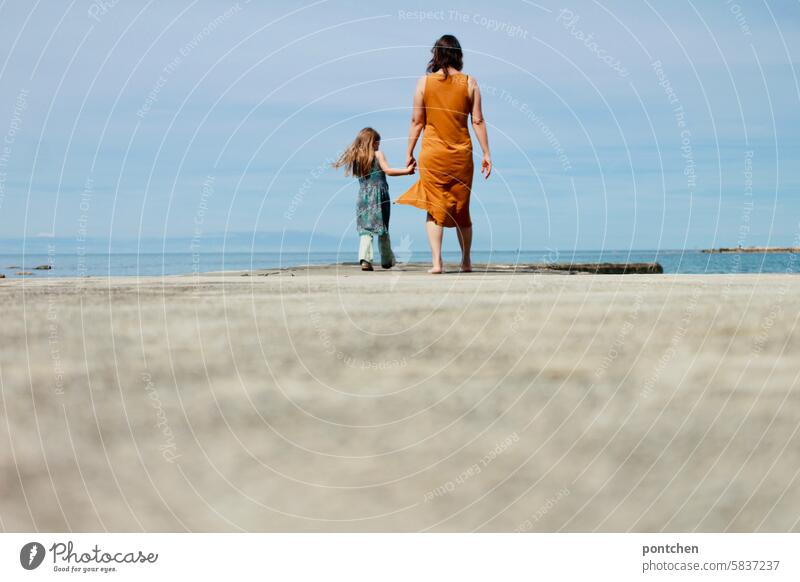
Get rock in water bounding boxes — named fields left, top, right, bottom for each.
left=703, top=247, right=800, bottom=254
left=34, top=264, right=52, bottom=270
left=535, top=262, right=663, bottom=274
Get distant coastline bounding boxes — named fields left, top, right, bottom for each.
left=1, top=249, right=798, bottom=277
left=702, top=247, right=800, bottom=254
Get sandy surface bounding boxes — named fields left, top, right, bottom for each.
left=1, top=265, right=799, bottom=532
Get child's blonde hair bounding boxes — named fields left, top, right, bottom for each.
left=333, top=127, right=380, bottom=178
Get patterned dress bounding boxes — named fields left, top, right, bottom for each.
left=356, top=158, right=390, bottom=236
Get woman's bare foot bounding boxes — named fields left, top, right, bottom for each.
left=459, top=263, right=472, bottom=273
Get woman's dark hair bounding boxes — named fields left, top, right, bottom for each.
left=426, top=34, right=463, bottom=78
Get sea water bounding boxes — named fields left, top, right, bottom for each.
left=0, top=250, right=796, bottom=278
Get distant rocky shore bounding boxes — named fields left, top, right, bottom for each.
left=487, top=262, right=663, bottom=274
left=702, top=247, right=800, bottom=254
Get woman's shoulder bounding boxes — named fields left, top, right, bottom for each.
left=428, top=69, right=471, bottom=78
left=428, top=70, right=474, bottom=91
left=459, top=73, right=477, bottom=98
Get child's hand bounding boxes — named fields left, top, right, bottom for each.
left=406, top=162, right=416, bottom=175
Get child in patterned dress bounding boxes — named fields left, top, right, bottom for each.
left=333, top=127, right=415, bottom=270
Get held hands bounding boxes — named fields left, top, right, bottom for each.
left=405, top=157, right=417, bottom=175
left=481, top=154, right=492, bottom=179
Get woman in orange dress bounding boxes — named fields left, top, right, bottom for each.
left=396, top=34, right=492, bottom=274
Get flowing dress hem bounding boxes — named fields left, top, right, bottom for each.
left=395, top=186, right=471, bottom=228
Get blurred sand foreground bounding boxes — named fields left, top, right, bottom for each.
left=1, top=265, right=799, bottom=532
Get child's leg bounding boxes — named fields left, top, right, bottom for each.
left=358, top=234, right=374, bottom=264
left=378, top=233, right=395, bottom=268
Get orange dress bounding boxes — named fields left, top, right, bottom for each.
left=396, top=73, right=473, bottom=228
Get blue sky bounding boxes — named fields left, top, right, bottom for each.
left=0, top=0, right=798, bottom=253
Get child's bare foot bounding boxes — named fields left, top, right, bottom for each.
left=360, top=260, right=374, bottom=271
left=428, top=263, right=443, bottom=274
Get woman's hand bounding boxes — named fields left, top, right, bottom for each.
left=405, top=163, right=416, bottom=176
left=481, top=154, right=492, bottom=179
left=406, top=154, right=416, bottom=168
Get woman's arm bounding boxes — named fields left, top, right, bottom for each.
left=376, top=151, right=415, bottom=176
left=406, top=76, right=426, bottom=167
left=469, top=77, right=492, bottom=179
